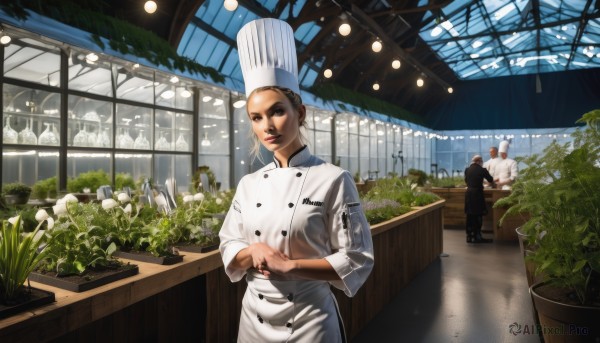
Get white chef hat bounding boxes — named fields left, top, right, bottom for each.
left=499, top=140, right=509, bottom=153
left=237, top=18, right=299, bottom=97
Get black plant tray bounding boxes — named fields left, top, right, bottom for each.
left=173, top=241, right=219, bottom=253
left=28, top=264, right=139, bottom=292
left=0, top=287, right=55, bottom=319
left=114, top=250, right=184, bottom=265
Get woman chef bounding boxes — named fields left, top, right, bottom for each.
left=219, top=18, right=374, bottom=343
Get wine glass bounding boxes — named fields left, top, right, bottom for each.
left=18, top=118, right=37, bottom=145
left=98, top=127, right=111, bottom=148
left=155, top=131, right=170, bottom=150
left=3, top=116, right=18, bottom=144
left=175, top=133, right=189, bottom=151
left=38, top=123, right=59, bottom=146
left=119, top=128, right=134, bottom=149
left=73, top=124, right=89, bottom=146
left=133, top=129, right=150, bottom=149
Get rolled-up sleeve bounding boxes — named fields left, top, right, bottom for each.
left=219, top=195, right=249, bottom=282
left=324, top=171, right=374, bottom=297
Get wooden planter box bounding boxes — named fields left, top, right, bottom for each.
left=0, top=200, right=444, bottom=343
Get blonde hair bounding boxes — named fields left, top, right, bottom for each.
left=247, top=86, right=308, bottom=163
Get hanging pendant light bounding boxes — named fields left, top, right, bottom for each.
left=372, top=40, right=382, bottom=53
left=392, top=59, right=401, bottom=69
left=144, top=1, right=157, bottom=14
left=224, top=0, right=238, bottom=11
left=324, top=69, right=333, bottom=78
left=339, top=23, right=351, bottom=36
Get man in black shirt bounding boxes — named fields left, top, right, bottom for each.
left=464, top=155, right=494, bottom=243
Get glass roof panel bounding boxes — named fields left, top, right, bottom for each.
left=418, top=0, right=600, bottom=80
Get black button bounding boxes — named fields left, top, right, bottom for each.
left=257, top=203, right=262, bottom=207
left=288, top=203, right=294, bottom=208
left=255, top=230, right=261, bottom=236
left=258, top=293, right=264, bottom=300
left=264, top=174, right=269, bottom=178
left=281, top=230, right=287, bottom=236
left=296, top=172, right=302, bottom=177
left=286, top=322, right=292, bottom=328
left=258, top=315, right=263, bottom=323
left=287, top=293, right=294, bottom=301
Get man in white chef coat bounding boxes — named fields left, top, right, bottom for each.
left=494, top=140, right=518, bottom=190
left=483, top=146, right=499, bottom=180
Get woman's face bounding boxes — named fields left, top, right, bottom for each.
left=247, top=89, right=305, bottom=161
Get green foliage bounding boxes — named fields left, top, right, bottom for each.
left=361, top=177, right=440, bottom=224
left=2, top=182, right=32, bottom=197
left=429, top=176, right=465, bottom=188
left=363, top=199, right=411, bottom=225
left=31, top=177, right=58, bottom=200
left=407, top=169, right=428, bottom=186
left=39, top=201, right=119, bottom=276
left=495, top=110, right=600, bottom=306
left=66, top=169, right=110, bottom=193
left=1, top=1, right=224, bottom=81
left=115, top=173, right=136, bottom=191
left=0, top=215, right=52, bottom=302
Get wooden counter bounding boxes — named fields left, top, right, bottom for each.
left=0, top=200, right=445, bottom=342
left=429, top=187, right=529, bottom=241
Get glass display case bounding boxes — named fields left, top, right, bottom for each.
left=116, top=104, right=153, bottom=150
left=2, top=84, right=61, bottom=146
left=2, top=149, right=59, bottom=185
left=154, top=74, right=193, bottom=111
left=115, top=63, right=155, bottom=104
left=154, top=110, right=192, bottom=152
left=68, top=95, right=113, bottom=148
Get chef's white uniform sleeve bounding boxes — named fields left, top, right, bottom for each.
left=219, top=195, right=250, bottom=282
left=324, top=170, right=374, bottom=297
left=510, top=160, right=518, bottom=181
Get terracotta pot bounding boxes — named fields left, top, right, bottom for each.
left=530, top=281, right=600, bottom=342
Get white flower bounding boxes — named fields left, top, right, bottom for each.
left=56, top=197, right=66, bottom=205
left=8, top=216, right=19, bottom=225
left=123, top=203, right=132, bottom=214
left=35, top=209, right=50, bottom=222
left=47, top=217, right=55, bottom=230
left=63, top=193, right=79, bottom=203
left=193, top=193, right=205, bottom=202
left=52, top=203, right=67, bottom=216
left=183, top=195, right=194, bottom=203
left=155, top=194, right=167, bottom=207
left=216, top=198, right=223, bottom=205
left=102, top=198, right=119, bottom=210
left=118, top=193, right=131, bottom=203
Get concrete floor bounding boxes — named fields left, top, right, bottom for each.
left=352, top=228, right=542, bottom=343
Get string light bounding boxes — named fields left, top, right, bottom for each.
left=392, top=59, right=401, bottom=69
left=417, top=77, right=424, bottom=87
left=144, top=1, right=157, bottom=14
left=224, top=0, right=238, bottom=11
left=372, top=82, right=380, bottom=91
left=447, top=87, right=453, bottom=94
left=371, top=40, right=382, bottom=53
left=338, top=23, right=351, bottom=36
left=324, top=69, right=333, bottom=78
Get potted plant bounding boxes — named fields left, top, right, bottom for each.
left=496, top=110, right=600, bottom=342
left=2, top=182, right=32, bottom=206
left=0, top=214, right=55, bottom=316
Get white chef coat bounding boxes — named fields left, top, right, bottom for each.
left=483, top=157, right=499, bottom=178
left=219, top=146, right=374, bottom=343
left=495, top=157, right=518, bottom=186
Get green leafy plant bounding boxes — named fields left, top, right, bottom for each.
left=407, top=169, right=428, bottom=186
left=115, top=173, right=136, bottom=191
left=66, top=169, right=110, bottom=193
left=429, top=176, right=465, bottom=188
left=38, top=198, right=120, bottom=276
left=2, top=182, right=32, bottom=197
left=31, top=176, right=58, bottom=200
left=361, top=177, right=440, bottom=224
left=495, top=109, right=600, bottom=306
left=0, top=215, right=52, bottom=303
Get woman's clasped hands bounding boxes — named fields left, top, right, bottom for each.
left=249, top=243, right=291, bottom=277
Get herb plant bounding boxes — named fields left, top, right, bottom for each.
left=0, top=215, right=51, bottom=302
left=496, top=110, right=600, bottom=306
